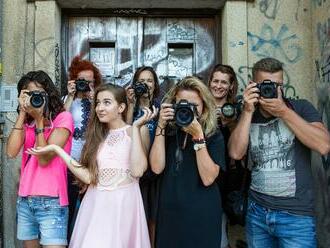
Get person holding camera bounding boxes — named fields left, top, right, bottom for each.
left=126, top=66, right=160, bottom=246
left=228, top=57, right=330, bottom=248
left=6, top=71, right=74, bottom=248
left=149, top=76, right=225, bottom=248
left=63, top=55, right=102, bottom=238
left=208, top=64, right=243, bottom=248
left=28, top=83, right=156, bottom=248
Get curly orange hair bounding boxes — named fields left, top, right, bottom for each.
left=68, top=55, right=102, bottom=88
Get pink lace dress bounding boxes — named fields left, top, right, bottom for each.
left=69, top=125, right=150, bottom=248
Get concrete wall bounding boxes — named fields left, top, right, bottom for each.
left=1, top=0, right=329, bottom=247
left=222, top=1, right=329, bottom=247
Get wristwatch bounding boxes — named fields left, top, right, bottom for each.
left=193, top=142, right=206, bottom=151
left=35, top=128, right=44, bottom=135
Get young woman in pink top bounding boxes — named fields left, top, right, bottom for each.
left=6, top=70, right=74, bottom=248
left=28, top=83, right=157, bottom=248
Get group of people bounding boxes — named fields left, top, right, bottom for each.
left=6, top=56, right=330, bottom=248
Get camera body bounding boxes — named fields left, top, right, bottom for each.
left=27, top=91, right=48, bottom=108
left=217, top=101, right=243, bottom=119
left=132, top=82, right=148, bottom=98
left=75, top=79, right=91, bottom=92
left=256, top=80, right=278, bottom=99
left=173, top=99, right=198, bottom=127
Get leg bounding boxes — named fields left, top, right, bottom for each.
left=245, top=200, right=277, bottom=248
left=23, top=240, right=40, bottom=248
left=36, top=197, right=68, bottom=247
left=274, top=211, right=316, bottom=248
left=17, top=197, right=40, bottom=246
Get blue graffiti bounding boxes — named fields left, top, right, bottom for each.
left=247, top=24, right=303, bottom=64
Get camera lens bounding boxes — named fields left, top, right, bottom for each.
left=76, top=79, right=90, bottom=92
left=30, top=92, right=45, bottom=108
left=134, top=83, right=148, bottom=97
left=221, top=103, right=235, bottom=118
left=175, top=107, right=194, bottom=127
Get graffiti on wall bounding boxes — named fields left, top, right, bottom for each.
left=236, top=65, right=298, bottom=99
left=55, top=43, right=60, bottom=88
left=259, top=0, right=281, bottom=20
left=247, top=24, right=303, bottom=64
left=312, top=0, right=328, bottom=8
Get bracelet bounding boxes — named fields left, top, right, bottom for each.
left=70, top=158, right=82, bottom=167
left=35, top=128, right=44, bottom=135
left=192, top=137, right=205, bottom=144
left=155, top=125, right=166, bottom=136
left=12, top=126, right=23, bottom=130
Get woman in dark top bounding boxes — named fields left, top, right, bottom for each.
left=150, top=76, right=225, bottom=248
left=208, top=64, right=243, bottom=248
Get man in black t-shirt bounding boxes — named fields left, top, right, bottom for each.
left=228, top=57, right=330, bottom=248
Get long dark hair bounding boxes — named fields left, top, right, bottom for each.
left=132, top=66, right=160, bottom=100
left=80, top=84, right=127, bottom=186
left=17, top=70, right=64, bottom=124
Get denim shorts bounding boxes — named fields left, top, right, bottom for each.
left=16, top=196, right=68, bottom=246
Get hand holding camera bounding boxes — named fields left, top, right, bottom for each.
left=158, top=103, right=175, bottom=128
left=67, top=80, right=76, bottom=96
left=132, top=82, right=149, bottom=98
left=75, top=79, right=91, bottom=92
left=259, top=86, right=288, bottom=118
left=23, top=90, right=48, bottom=120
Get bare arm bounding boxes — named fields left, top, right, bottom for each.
left=130, top=107, right=157, bottom=178
left=260, top=88, right=330, bottom=155
left=149, top=103, right=173, bottom=174
left=228, top=82, right=259, bottom=160
left=27, top=144, right=91, bottom=184
left=63, top=80, right=76, bottom=111
left=6, top=111, right=26, bottom=158
left=125, top=87, right=136, bottom=125
left=183, top=119, right=219, bottom=186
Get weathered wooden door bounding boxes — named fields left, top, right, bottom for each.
left=65, top=16, right=217, bottom=94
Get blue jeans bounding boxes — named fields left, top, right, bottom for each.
left=246, top=199, right=316, bottom=248
left=16, top=196, right=68, bottom=246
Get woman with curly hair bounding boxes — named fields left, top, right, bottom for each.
left=6, top=70, right=74, bottom=248
left=150, top=76, right=226, bottom=248
left=63, top=55, right=102, bottom=237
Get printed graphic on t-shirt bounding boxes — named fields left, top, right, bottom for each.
left=249, top=118, right=296, bottom=197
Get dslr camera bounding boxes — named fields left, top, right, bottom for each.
left=75, top=79, right=91, bottom=92
left=26, top=91, right=48, bottom=108
left=132, top=82, right=148, bottom=98
left=256, top=80, right=278, bottom=99
left=173, top=99, right=198, bottom=127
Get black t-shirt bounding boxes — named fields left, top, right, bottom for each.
left=156, top=129, right=225, bottom=248
left=248, top=99, right=322, bottom=216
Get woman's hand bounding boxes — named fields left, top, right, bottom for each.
left=18, top=90, right=29, bottom=113
left=23, top=93, right=45, bottom=121
left=126, top=86, right=136, bottom=106
left=133, top=106, right=158, bottom=128
left=67, top=80, right=76, bottom=97
left=183, top=118, right=204, bottom=139
left=158, top=103, right=175, bottom=128
left=87, top=83, right=95, bottom=101
left=26, top=144, right=59, bottom=156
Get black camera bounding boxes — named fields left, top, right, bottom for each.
left=173, top=99, right=198, bottom=127
left=217, top=101, right=243, bottom=119
left=132, top=82, right=148, bottom=98
left=75, top=79, right=91, bottom=92
left=26, top=91, right=48, bottom=108
left=257, top=80, right=278, bottom=99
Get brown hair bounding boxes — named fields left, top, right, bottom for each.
left=79, top=84, right=127, bottom=186
left=132, top=66, right=160, bottom=100
left=208, top=64, right=238, bottom=103
left=252, top=57, right=283, bottom=81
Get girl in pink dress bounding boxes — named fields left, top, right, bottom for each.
left=28, top=83, right=157, bottom=248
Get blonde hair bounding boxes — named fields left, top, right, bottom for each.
left=163, top=76, right=218, bottom=137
